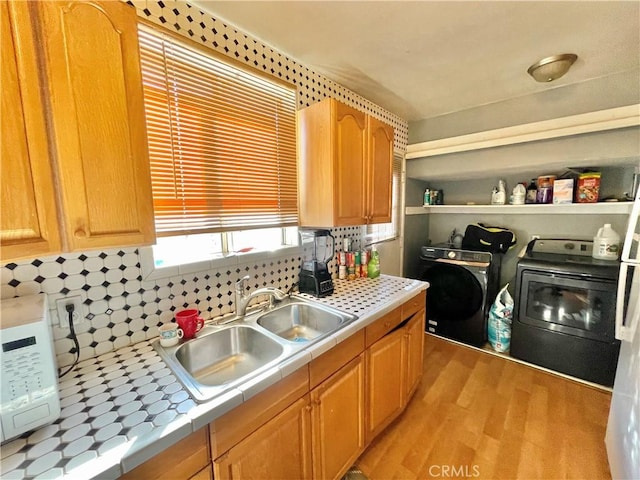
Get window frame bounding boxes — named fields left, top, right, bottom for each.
left=139, top=19, right=298, bottom=236
left=136, top=21, right=303, bottom=281
left=140, top=241, right=302, bottom=281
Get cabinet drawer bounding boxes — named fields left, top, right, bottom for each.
left=402, top=291, right=426, bottom=320
left=210, top=367, right=309, bottom=458
left=119, top=427, right=210, bottom=480
left=309, top=329, right=365, bottom=389
left=365, top=307, right=402, bottom=347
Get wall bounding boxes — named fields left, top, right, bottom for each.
left=403, top=178, right=430, bottom=279
left=2, top=0, right=407, bottom=368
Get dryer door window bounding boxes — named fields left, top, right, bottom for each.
left=518, top=271, right=617, bottom=341
left=420, top=263, right=483, bottom=321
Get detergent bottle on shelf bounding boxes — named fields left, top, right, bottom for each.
left=592, top=224, right=621, bottom=260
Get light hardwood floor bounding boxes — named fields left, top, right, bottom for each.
left=357, top=334, right=612, bottom=480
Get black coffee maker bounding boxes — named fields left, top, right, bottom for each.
left=299, top=229, right=335, bottom=297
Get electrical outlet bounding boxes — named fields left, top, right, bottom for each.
left=55, top=296, right=84, bottom=327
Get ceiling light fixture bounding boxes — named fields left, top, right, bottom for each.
left=527, top=53, right=578, bottom=82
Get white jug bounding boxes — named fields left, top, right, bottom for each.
left=593, top=223, right=620, bottom=260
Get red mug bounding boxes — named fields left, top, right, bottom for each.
left=175, top=309, right=204, bottom=339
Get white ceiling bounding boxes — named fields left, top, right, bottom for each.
left=189, top=1, right=640, bottom=123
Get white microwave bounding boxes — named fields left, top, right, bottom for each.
left=0, top=293, right=60, bottom=443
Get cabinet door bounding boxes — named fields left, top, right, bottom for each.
left=334, top=102, right=367, bottom=226
left=1, top=2, right=61, bottom=261
left=366, top=327, right=405, bottom=443
left=311, top=353, right=365, bottom=480
left=367, top=116, right=394, bottom=224
left=404, top=310, right=426, bottom=404
left=214, top=396, right=312, bottom=480
left=36, top=0, right=155, bottom=251
left=190, top=466, right=213, bottom=480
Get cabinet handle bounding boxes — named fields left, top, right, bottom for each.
left=75, top=229, right=87, bottom=238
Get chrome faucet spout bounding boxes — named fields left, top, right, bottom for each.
left=234, top=275, right=287, bottom=318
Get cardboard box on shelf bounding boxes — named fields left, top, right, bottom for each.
left=553, top=179, right=574, bottom=204
left=575, top=172, right=601, bottom=203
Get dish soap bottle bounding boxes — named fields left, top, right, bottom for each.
left=368, top=249, right=380, bottom=278
left=593, top=223, right=621, bottom=260
left=423, top=188, right=430, bottom=206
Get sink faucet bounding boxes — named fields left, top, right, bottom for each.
left=234, top=275, right=287, bottom=318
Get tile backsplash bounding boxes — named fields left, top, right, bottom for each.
left=1, top=227, right=364, bottom=368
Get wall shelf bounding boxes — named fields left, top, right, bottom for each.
left=405, top=104, right=640, bottom=182
left=406, top=105, right=640, bottom=159
left=405, top=202, right=633, bottom=216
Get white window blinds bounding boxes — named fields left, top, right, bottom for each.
left=138, top=26, right=298, bottom=236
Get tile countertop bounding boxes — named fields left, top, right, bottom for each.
left=0, top=275, right=428, bottom=480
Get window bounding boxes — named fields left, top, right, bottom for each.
left=151, top=228, right=299, bottom=269
left=138, top=25, right=298, bottom=237
left=137, top=25, right=299, bottom=276
left=366, top=153, right=403, bottom=244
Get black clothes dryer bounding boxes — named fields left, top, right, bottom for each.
left=417, top=246, right=502, bottom=347
left=510, top=239, right=621, bottom=386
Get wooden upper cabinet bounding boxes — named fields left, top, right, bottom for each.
left=368, top=116, right=394, bottom=224
left=297, top=97, right=394, bottom=227
left=1, top=2, right=61, bottom=262
left=35, top=0, right=155, bottom=251
left=334, top=102, right=368, bottom=226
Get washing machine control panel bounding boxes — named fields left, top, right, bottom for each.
left=421, top=246, right=492, bottom=265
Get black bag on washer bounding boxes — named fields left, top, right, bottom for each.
left=461, top=223, right=516, bottom=253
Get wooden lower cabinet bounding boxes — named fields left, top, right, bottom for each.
left=117, top=294, right=426, bottom=480
left=208, top=293, right=425, bottom=480
left=363, top=297, right=426, bottom=447
left=190, top=465, right=213, bottom=480
left=404, top=309, right=426, bottom=402
left=118, top=428, right=210, bottom=480
left=366, top=327, right=405, bottom=442
left=213, top=395, right=312, bottom=480
left=311, top=353, right=365, bottom=480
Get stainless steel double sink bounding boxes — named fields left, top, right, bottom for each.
left=153, top=296, right=357, bottom=403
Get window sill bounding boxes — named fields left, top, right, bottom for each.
left=140, top=245, right=302, bottom=281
